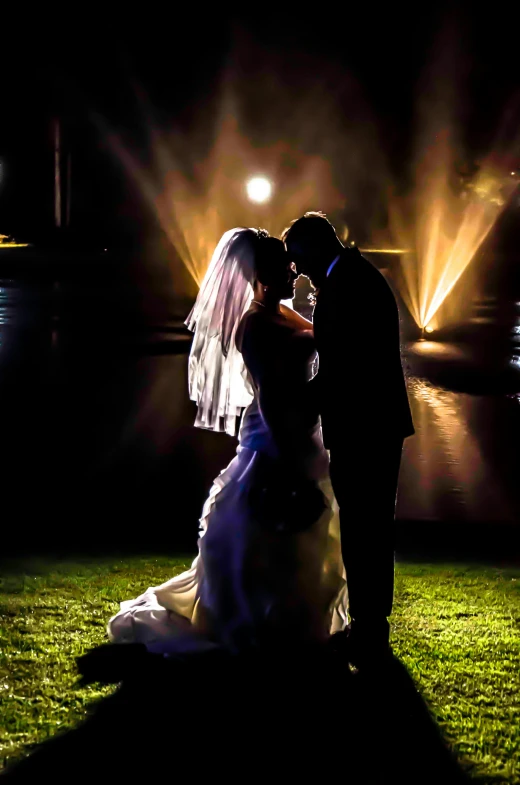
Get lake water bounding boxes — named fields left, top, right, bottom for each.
left=0, top=271, right=518, bottom=557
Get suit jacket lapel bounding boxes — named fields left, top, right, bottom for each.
left=313, top=257, right=344, bottom=346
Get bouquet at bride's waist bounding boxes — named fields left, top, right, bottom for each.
left=245, top=451, right=330, bottom=535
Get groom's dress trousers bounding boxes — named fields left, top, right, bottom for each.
left=313, top=248, right=414, bottom=624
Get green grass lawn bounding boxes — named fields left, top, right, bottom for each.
left=0, top=557, right=519, bottom=782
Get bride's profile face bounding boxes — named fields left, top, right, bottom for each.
left=256, top=240, right=298, bottom=301
left=285, top=260, right=299, bottom=300
left=271, top=254, right=298, bottom=301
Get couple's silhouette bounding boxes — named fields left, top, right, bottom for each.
left=107, top=212, right=414, bottom=664
left=4, top=215, right=471, bottom=785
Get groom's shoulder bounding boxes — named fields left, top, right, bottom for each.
left=341, top=246, right=375, bottom=269
left=335, top=247, right=370, bottom=280
left=345, top=248, right=390, bottom=284
left=337, top=249, right=397, bottom=307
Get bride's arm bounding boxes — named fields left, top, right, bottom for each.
left=241, top=314, right=309, bottom=470
left=279, top=304, right=313, bottom=333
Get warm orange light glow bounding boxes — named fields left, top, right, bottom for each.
left=0, top=235, right=28, bottom=249
left=162, top=119, right=344, bottom=289
left=391, top=130, right=519, bottom=329
left=111, top=114, right=345, bottom=291
left=425, top=325, right=434, bottom=333
left=360, top=248, right=412, bottom=254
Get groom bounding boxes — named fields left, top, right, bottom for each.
left=282, top=212, right=414, bottom=665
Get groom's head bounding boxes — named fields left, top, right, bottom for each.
left=282, top=212, right=343, bottom=287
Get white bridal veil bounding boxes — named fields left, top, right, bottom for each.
left=185, top=228, right=259, bottom=436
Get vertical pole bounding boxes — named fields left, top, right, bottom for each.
left=66, top=152, right=71, bottom=227
left=54, top=119, right=61, bottom=228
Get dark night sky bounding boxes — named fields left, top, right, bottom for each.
left=0, top=6, right=518, bottom=244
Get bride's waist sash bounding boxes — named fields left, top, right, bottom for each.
left=239, top=409, right=323, bottom=451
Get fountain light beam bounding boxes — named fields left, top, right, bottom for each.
left=391, top=149, right=519, bottom=331
left=423, top=201, right=495, bottom=327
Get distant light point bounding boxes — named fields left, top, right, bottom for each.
left=246, top=177, right=272, bottom=203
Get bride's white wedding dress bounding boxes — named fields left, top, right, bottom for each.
left=108, top=310, right=348, bottom=654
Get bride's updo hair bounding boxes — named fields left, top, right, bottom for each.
left=253, top=228, right=286, bottom=286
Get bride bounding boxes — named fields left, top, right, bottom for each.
left=108, top=228, right=347, bottom=654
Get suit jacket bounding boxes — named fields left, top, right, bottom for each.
left=313, top=247, right=414, bottom=449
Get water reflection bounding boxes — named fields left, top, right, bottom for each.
left=122, top=356, right=520, bottom=526
left=0, top=273, right=518, bottom=553
left=511, top=301, right=520, bottom=370
left=408, top=341, right=467, bottom=360
left=399, top=377, right=518, bottom=523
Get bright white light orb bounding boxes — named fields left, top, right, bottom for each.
left=246, top=177, right=272, bottom=203
left=425, top=325, right=434, bottom=333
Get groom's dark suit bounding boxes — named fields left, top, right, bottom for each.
left=312, top=246, right=414, bottom=630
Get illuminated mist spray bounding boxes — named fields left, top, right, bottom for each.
left=389, top=26, right=520, bottom=333
left=102, top=31, right=518, bottom=324
left=106, top=95, right=345, bottom=294
left=101, top=35, right=390, bottom=299
left=154, top=112, right=344, bottom=289
left=391, top=134, right=518, bottom=331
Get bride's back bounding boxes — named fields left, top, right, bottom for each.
left=237, top=307, right=319, bottom=455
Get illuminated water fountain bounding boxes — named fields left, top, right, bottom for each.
left=104, top=61, right=519, bottom=331
left=108, top=109, right=345, bottom=296
left=390, top=131, right=519, bottom=336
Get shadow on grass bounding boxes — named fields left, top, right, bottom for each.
left=2, top=643, right=470, bottom=784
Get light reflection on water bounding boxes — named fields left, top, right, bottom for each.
left=0, top=277, right=518, bottom=527
left=119, top=354, right=520, bottom=525
left=398, top=377, right=518, bottom=523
